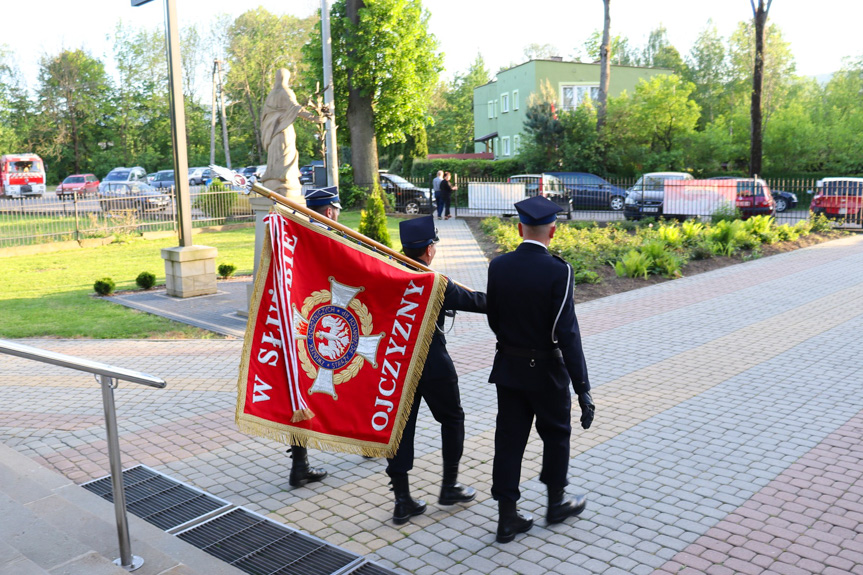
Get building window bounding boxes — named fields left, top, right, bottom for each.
left=561, top=85, right=600, bottom=111
left=513, top=135, right=520, bottom=154
left=501, top=93, right=509, bottom=113
left=487, top=101, right=494, bottom=119
left=494, top=137, right=499, bottom=155
left=513, top=90, right=519, bottom=110
left=494, top=100, right=498, bottom=118
left=502, top=136, right=511, bottom=156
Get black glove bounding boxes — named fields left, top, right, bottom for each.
left=578, top=391, right=595, bottom=430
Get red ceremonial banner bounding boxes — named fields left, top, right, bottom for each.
left=237, top=205, right=446, bottom=458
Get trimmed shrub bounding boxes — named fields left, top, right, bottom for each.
left=94, top=277, right=116, bottom=296
left=358, top=185, right=392, bottom=248
left=218, top=263, right=237, bottom=279
left=135, top=271, right=156, bottom=290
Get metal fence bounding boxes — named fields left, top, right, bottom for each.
left=0, top=184, right=254, bottom=249
left=395, top=175, right=862, bottom=228
left=2, top=176, right=859, bottom=249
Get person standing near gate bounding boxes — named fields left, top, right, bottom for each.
left=439, top=172, right=456, bottom=220
left=486, top=195, right=595, bottom=544
left=432, top=170, right=444, bottom=220
left=384, top=215, right=487, bottom=524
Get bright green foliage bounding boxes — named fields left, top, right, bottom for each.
left=614, top=250, right=650, bottom=279
left=711, top=203, right=742, bottom=224
left=135, top=271, right=156, bottom=290
left=36, top=49, right=111, bottom=181
left=680, top=220, right=705, bottom=245
left=359, top=186, right=392, bottom=248
left=743, top=215, right=779, bottom=244
left=707, top=220, right=747, bottom=255
left=304, top=0, right=443, bottom=149
left=427, top=54, right=490, bottom=154
left=94, top=278, right=116, bottom=296
left=218, top=263, right=237, bottom=278
left=657, top=224, right=684, bottom=249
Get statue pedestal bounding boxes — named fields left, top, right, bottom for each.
left=160, top=245, right=218, bottom=298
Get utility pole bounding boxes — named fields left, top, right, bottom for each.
left=321, top=0, right=338, bottom=187
left=209, top=59, right=231, bottom=169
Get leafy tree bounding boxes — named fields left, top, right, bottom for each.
left=604, top=75, right=700, bottom=173
left=427, top=54, right=490, bottom=154
left=36, top=49, right=111, bottom=179
left=0, top=45, right=24, bottom=151
left=304, top=0, right=443, bottom=191
left=685, top=20, right=728, bottom=126
left=559, top=105, right=603, bottom=174
left=821, top=56, right=863, bottom=173
left=641, top=25, right=687, bottom=75
left=225, top=8, right=318, bottom=164
left=578, top=30, right=638, bottom=65
left=519, top=81, right=565, bottom=171
left=749, top=0, right=772, bottom=177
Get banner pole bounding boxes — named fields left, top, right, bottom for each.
left=250, top=182, right=437, bottom=275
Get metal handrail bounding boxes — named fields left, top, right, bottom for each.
left=0, top=339, right=166, bottom=572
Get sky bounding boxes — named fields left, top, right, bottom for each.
left=5, top=0, right=862, bottom=84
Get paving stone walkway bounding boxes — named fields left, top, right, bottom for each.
left=2, top=218, right=862, bottom=575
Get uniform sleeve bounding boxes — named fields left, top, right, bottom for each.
left=443, top=278, right=487, bottom=314
left=554, top=263, right=590, bottom=393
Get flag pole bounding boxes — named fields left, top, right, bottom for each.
left=249, top=181, right=436, bottom=275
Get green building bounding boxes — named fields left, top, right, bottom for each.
left=473, top=58, right=671, bottom=158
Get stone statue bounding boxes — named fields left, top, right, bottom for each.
left=260, top=68, right=328, bottom=197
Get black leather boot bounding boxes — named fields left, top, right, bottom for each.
left=390, top=473, right=426, bottom=525
left=546, top=487, right=586, bottom=524
left=438, top=463, right=476, bottom=505
left=288, top=446, right=327, bottom=487
left=496, top=498, right=533, bottom=543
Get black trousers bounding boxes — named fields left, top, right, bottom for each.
left=491, top=383, right=572, bottom=502
left=387, top=376, right=464, bottom=476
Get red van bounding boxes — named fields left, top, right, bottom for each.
left=0, top=153, right=46, bottom=198
left=810, top=177, right=863, bottom=225
left=734, top=178, right=775, bottom=219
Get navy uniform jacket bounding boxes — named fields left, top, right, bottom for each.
left=421, top=277, right=487, bottom=381
left=487, top=242, right=589, bottom=393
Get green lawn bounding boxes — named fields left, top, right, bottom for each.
left=0, top=209, right=404, bottom=339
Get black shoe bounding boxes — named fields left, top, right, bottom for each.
left=439, top=482, right=476, bottom=505
left=496, top=499, right=533, bottom=543
left=288, top=446, right=328, bottom=487
left=547, top=489, right=586, bottom=524
left=390, top=474, right=426, bottom=525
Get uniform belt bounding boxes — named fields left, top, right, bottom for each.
left=496, top=342, right=562, bottom=360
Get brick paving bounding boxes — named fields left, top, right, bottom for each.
left=1, top=218, right=862, bottom=574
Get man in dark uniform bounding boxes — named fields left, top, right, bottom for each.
left=486, top=195, right=595, bottom=544
left=385, top=215, right=487, bottom=524
left=286, top=186, right=343, bottom=487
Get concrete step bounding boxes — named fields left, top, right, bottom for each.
left=0, top=444, right=244, bottom=575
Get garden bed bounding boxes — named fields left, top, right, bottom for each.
left=464, top=216, right=844, bottom=305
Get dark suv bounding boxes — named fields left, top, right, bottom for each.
left=379, top=172, right=432, bottom=214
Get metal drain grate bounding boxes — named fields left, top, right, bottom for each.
left=347, top=563, right=402, bottom=575
left=176, top=507, right=371, bottom=575
left=81, top=465, right=231, bottom=531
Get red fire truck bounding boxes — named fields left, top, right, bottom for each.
left=0, top=153, right=46, bottom=198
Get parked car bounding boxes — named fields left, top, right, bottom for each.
left=300, top=161, right=324, bottom=184
left=99, top=181, right=171, bottom=215
left=241, top=165, right=266, bottom=180
left=733, top=178, right=775, bottom=219
left=149, top=170, right=176, bottom=191
left=98, top=166, right=148, bottom=194
left=188, top=167, right=215, bottom=186
left=708, top=176, right=797, bottom=213
left=56, top=174, right=99, bottom=199
left=146, top=172, right=157, bottom=183
left=624, top=172, right=694, bottom=220
left=507, top=174, right=573, bottom=219
left=378, top=171, right=432, bottom=214
left=546, top=171, right=627, bottom=211
left=810, top=177, right=863, bottom=224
